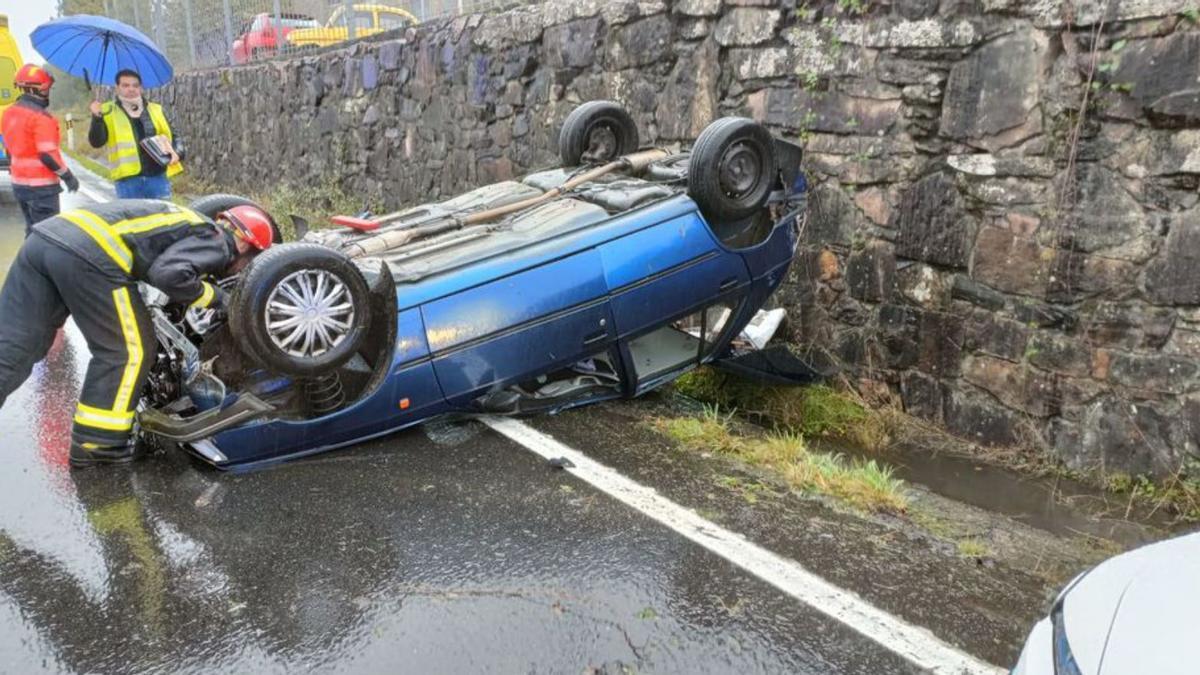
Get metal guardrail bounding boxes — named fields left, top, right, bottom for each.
left=94, top=0, right=537, bottom=73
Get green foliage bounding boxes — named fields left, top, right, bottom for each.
left=956, top=539, right=991, bottom=559
left=63, top=148, right=111, bottom=180
left=170, top=172, right=383, bottom=243
left=673, top=368, right=879, bottom=446
left=794, top=385, right=870, bottom=437
left=1183, top=6, right=1200, bottom=23
left=798, top=109, right=819, bottom=144
left=58, top=0, right=106, bottom=15
left=657, top=404, right=741, bottom=455
left=1105, top=468, right=1200, bottom=523
left=837, top=0, right=869, bottom=16
left=655, top=411, right=908, bottom=514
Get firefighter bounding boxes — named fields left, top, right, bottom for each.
left=0, top=64, right=80, bottom=233
left=0, top=199, right=275, bottom=467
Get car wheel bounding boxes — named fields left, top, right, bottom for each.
left=189, top=193, right=283, bottom=245
left=559, top=101, right=639, bottom=166
left=687, top=117, right=777, bottom=223
left=229, top=243, right=372, bottom=377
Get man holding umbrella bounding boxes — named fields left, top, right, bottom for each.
left=0, top=64, right=80, bottom=232
left=31, top=15, right=181, bottom=198
left=88, top=69, right=182, bottom=199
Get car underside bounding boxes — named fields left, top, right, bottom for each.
left=138, top=101, right=808, bottom=468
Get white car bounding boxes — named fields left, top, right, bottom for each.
left=1013, top=532, right=1200, bottom=674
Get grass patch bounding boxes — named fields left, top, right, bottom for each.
left=657, top=405, right=740, bottom=455
left=168, top=173, right=384, bottom=242
left=673, top=367, right=894, bottom=451
left=956, top=538, right=990, bottom=559
left=655, top=413, right=908, bottom=514
left=1105, top=470, right=1200, bottom=523
left=63, top=148, right=111, bottom=181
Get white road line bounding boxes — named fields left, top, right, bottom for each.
left=78, top=184, right=109, bottom=204
left=482, top=416, right=1004, bottom=675
left=64, top=156, right=113, bottom=204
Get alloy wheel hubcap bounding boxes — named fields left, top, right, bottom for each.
left=265, top=270, right=355, bottom=358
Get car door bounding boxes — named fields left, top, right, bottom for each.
left=423, top=248, right=615, bottom=407
left=598, top=202, right=752, bottom=389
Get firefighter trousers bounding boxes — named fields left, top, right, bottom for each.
left=0, top=235, right=155, bottom=447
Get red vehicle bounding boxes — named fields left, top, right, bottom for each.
left=231, top=13, right=318, bottom=64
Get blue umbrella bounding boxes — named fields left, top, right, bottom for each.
left=31, top=15, right=173, bottom=89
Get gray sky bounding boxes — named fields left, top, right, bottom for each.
left=4, top=1, right=59, bottom=67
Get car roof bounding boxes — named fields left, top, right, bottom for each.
left=352, top=4, right=415, bottom=11
left=254, top=12, right=315, bottom=20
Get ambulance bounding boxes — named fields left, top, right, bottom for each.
left=0, top=14, right=24, bottom=172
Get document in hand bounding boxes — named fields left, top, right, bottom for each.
left=139, top=134, right=176, bottom=167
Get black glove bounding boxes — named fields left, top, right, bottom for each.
left=61, top=171, right=80, bottom=193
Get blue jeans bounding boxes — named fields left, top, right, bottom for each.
left=114, top=174, right=172, bottom=199
left=12, top=184, right=61, bottom=236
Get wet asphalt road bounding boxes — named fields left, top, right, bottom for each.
left=0, top=181, right=921, bottom=673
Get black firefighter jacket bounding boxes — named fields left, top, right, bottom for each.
left=32, top=199, right=237, bottom=308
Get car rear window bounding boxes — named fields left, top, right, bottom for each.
left=252, top=15, right=317, bottom=30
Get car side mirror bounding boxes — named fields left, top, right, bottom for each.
left=290, top=214, right=310, bottom=240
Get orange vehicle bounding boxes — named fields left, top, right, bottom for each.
left=0, top=13, right=25, bottom=172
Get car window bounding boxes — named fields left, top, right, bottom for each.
left=326, top=7, right=343, bottom=27
left=353, top=11, right=374, bottom=30
left=279, top=17, right=318, bottom=28
left=626, top=300, right=741, bottom=380
left=377, top=12, right=411, bottom=29
left=249, top=17, right=265, bottom=32
left=0, top=56, right=15, bottom=107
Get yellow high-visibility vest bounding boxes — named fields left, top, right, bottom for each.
left=100, top=100, right=183, bottom=180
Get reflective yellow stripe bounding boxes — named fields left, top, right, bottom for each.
left=104, top=106, right=143, bottom=180
left=191, top=282, right=216, bottom=309
left=61, top=211, right=133, bottom=273
left=111, top=209, right=204, bottom=235
left=74, top=403, right=135, bottom=432
left=111, top=287, right=144, bottom=414
left=147, top=104, right=183, bottom=178
left=111, top=207, right=204, bottom=235
left=103, top=101, right=183, bottom=180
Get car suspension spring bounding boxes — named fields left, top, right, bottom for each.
left=304, top=372, right=346, bottom=415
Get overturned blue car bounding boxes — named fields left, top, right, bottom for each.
left=140, top=101, right=806, bottom=468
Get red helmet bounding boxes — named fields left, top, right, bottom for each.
left=221, top=205, right=275, bottom=251
left=14, top=64, right=54, bottom=95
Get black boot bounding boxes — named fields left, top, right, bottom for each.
left=69, top=440, right=142, bottom=468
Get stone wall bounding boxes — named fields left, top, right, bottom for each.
left=163, top=0, right=1200, bottom=479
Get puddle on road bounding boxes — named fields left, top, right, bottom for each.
left=819, top=438, right=1178, bottom=549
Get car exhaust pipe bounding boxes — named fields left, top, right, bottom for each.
left=343, top=148, right=672, bottom=259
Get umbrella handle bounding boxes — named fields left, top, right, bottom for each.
left=83, top=69, right=98, bottom=102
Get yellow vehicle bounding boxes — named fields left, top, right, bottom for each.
left=0, top=14, right=25, bottom=171
left=285, top=4, right=418, bottom=50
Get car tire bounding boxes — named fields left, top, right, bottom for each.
left=559, top=101, right=639, bottom=166
left=229, top=243, right=372, bottom=377
left=189, top=193, right=283, bottom=245
left=687, top=117, right=777, bottom=223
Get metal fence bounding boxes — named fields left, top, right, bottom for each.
left=97, top=0, right=534, bottom=72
